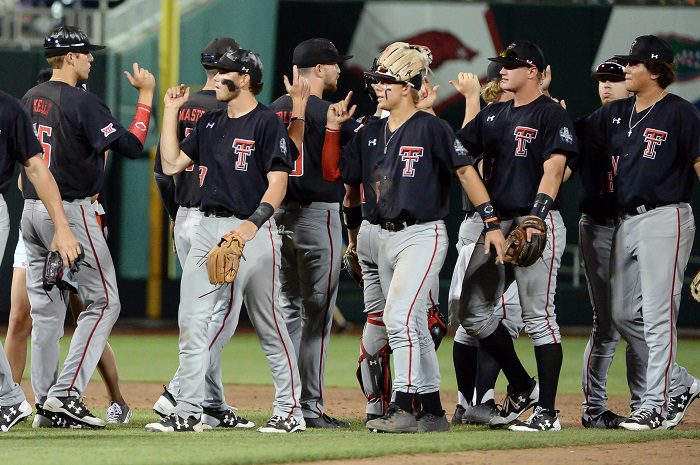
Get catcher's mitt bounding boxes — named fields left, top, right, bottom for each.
left=206, top=233, right=245, bottom=285
left=503, top=216, right=547, bottom=267
left=427, top=305, right=447, bottom=350
left=691, top=269, right=700, bottom=303
left=343, top=247, right=363, bottom=287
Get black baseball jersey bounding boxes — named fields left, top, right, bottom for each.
left=577, top=94, right=700, bottom=209
left=457, top=95, right=578, bottom=212
left=180, top=103, right=293, bottom=217
left=269, top=95, right=360, bottom=203
left=0, top=91, right=42, bottom=194
left=340, top=111, right=472, bottom=222
left=573, top=116, right=618, bottom=220
left=154, top=89, right=225, bottom=207
left=20, top=81, right=130, bottom=200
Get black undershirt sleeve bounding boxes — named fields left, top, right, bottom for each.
left=105, top=132, right=144, bottom=159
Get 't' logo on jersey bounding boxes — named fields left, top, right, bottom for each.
left=513, top=126, right=538, bottom=157
left=232, top=138, right=255, bottom=171
left=399, top=146, right=424, bottom=177
left=642, top=128, right=668, bottom=159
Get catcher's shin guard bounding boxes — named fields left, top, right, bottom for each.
left=357, top=343, right=392, bottom=416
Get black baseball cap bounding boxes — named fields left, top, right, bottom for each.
left=489, top=41, right=545, bottom=72
left=292, top=38, right=352, bottom=68
left=615, top=35, right=674, bottom=65
left=44, top=26, right=105, bottom=58
left=487, top=61, right=503, bottom=81
left=214, top=49, right=264, bottom=84
left=591, top=57, right=626, bottom=82
left=201, top=37, right=240, bottom=70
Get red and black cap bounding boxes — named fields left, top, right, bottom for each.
left=292, top=38, right=352, bottom=68
left=214, top=49, right=264, bottom=84
left=591, top=57, right=626, bottom=82
left=615, top=35, right=674, bottom=65
left=489, top=41, right=545, bottom=72
left=201, top=37, right=240, bottom=70
left=44, top=26, right=105, bottom=58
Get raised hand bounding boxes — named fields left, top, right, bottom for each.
left=449, top=72, right=481, bottom=99
left=417, top=76, right=440, bottom=112
left=283, top=65, right=311, bottom=103
left=124, top=62, right=155, bottom=92
left=164, top=84, right=190, bottom=110
left=326, top=91, right=356, bottom=130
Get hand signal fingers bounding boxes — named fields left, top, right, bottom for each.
left=343, top=91, right=353, bottom=106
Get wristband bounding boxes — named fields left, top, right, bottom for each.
left=247, top=202, right=275, bottom=229
left=476, top=201, right=500, bottom=232
left=290, top=116, right=305, bottom=123
left=530, top=193, right=554, bottom=220
left=325, top=127, right=340, bottom=133
left=342, top=205, right=363, bottom=229
left=128, top=103, right=151, bottom=145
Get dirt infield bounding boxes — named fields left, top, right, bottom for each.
left=20, top=381, right=700, bottom=465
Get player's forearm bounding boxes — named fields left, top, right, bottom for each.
left=260, top=171, right=289, bottom=210
left=137, top=88, right=155, bottom=107
left=693, top=159, right=700, bottom=181
left=462, top=94, right=480, bottom=129
left=343, top=184, right=361, bottom=208
left=287, top=98, right=307, bottom=153
left=23, top=156, right=70, bottom=230
left=536, top=154, right=567, bottom=199
left=159, top=109, right=188, bottom=175
left=322, top=129, right=342, bottom=181
left=457, top=165, right=491, bottom=206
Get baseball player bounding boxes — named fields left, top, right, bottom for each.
left=22, top=25, right=155, bottom=428
left=151, top=37, right=254, bottom=430
left=331, top=41, right=505, bottom=433
left=448, top=65, right=524, bottom=426
left=576, top=58, right=643, bottom=429
left=5, top=69, right=132, bottom=426
left=456, top=41, right=578, bottom=432
left=268, top=38, right=357, bottom=428
left=578, top=35, right=700, bottom=430
left=0, top=89, right=81, bottom=432
left=322, top=74, right=445, bottom=425
left=147, top=49, right=305, bottom=433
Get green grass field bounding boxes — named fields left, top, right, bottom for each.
left=3, top=333, right=700, bottom=465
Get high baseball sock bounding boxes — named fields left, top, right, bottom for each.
left=420, top=391, right=444, bottom=416
left=395, top=391, right=414, bottom=413
left=535, top=343, right=563, bottom=411
left=475, top=348, right=501, bottom=404
left=453, top=341, right=477, bottom=405
left=480, top=323, right=531, bottom=392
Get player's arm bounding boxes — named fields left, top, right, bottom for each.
left=229, top=171, right=288, bottom=242
left=160, top=85, right=195, bottom=175
left=416, top=76, right=439, bottom=116
left=323, top=92, right=357, bottom=182
left=456, top=165, right=505, bottom=264
left=343, top=184, right=362, bottom=251
left=693, top=158, right=700, bottom=180
left=23, top=155, right=80, bottom=265
left=525, top=153, right=567, bottom=241
left=450, top=72, right=481, bottom=128
left=283, top=65, right=310, bottom=153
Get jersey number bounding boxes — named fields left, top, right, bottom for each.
left=290, top=143, right=303, bottom=177
left=198, top=166, right=207, bottom=186
left=33, top=123, right=52, bottom=167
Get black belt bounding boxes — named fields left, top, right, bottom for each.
left=378, top=219, right=420, bottom=232
left=622, top=204, right=664, bottom=216
left=203, top=207, right=238, bottom=218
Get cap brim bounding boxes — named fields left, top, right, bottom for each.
left=613, top=54, right=640, bottom=63
left=364, top=70, right=403, bottom=84
left=337, top=54, right=353, bottom=62
left=86, top=44, right=105, bottom=51
left=488, top=56, right=531, bottom=69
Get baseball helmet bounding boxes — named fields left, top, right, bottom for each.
left=201, top=37, right=240, bottom=70
left=364, top=42, right=432, bottom=90
left=44, top=26, right=104, bottom=58
left=214, top=49, right=264, bottom=84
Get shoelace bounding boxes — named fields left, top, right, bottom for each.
left=106, top=403, right=122, bottom=422
left=630, top=409, right=653, bottom=421
left=523, top=407, right=545, bottom=425
left=268, top=415, right=284, bottom=425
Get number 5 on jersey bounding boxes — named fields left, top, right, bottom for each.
left=33, top=123, right=52, bottom=167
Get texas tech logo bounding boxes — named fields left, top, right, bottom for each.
left=232, top=138, right=255, bottom=171
left=399, top=146, right=424, bottom=177
left=642, top=128, right=667, bottom=159
left=513, top=126, right=538, bottom=157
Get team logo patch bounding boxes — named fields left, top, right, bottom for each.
left=206, top=122, right=215, bottom=129
left=279, top=138, right=287, bottom=155
left=613, top=117, right=621, bottom=124
left=399, top=146, right=424, bottom=177
left=101, top=123, right=116, bottom=137
left=232, top=138, right=255, bottom=171
left=135, top=121, right=147, bottom=132
left=642, top=128, right=668, bottom=159
left=559, top=127, right=573, bottom=144
left=513, top=126, right=538, bottom=157
left=453, top=139, right=468, bottom=157
left=368, top=139, right=377, bottom=146
left=487, top=115, right=496, bottom=122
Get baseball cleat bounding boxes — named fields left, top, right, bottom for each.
left=508, top=406, right=561, bottom=432
left=665, top=378, right=700, bottom=429
left=106, top=402, right=132, bottom=424
left=257, top=415, right=304, bottom=433
left=43, top=396, right=106, bottom=428
left=463, top=401, right=500, bottom=425
left=619, top=409, right=664, bottom=431
left=451, top=405, right=466, bottom=425
left=365, top=404, right=418, bottom=433
left=201, top=407, right=254, bottom=429
left=417, top=411, right=450, bottom=433
left=32, top=404, right=83, bottom=429
left=145, top=413, right=203, bottom=433
left=153, top=385, right=177, bottom=418
left=0, top=400, right=32, bottom=432
left=582, top=410, right=625, bottom=429
left=489, top=379, right=539, bottom=428
left=303, top=413, right=350, bottom=428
